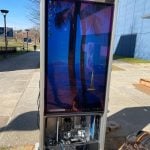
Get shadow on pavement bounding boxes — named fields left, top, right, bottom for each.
left=108, top=106, right=150, bottom=135
left=0, top=111, right=39, bottom=132
left=0, top=107, right=149, bottom=149
left=0, top=51, right=40, bottom=72
left=106, top=106, right=150, bottom=149
left=0, top=106, right=149, bottom=133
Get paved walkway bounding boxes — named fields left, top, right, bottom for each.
left=0, top=54, right=149, bottom=149
left=106, top=61, right=150, bottom=149
left=0, top=52, right=40, bottom=147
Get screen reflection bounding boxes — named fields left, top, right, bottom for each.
left=45, top=0, right=114, bottom=113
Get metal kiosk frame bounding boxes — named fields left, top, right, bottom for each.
left=40, top=0, right=118, bottom=149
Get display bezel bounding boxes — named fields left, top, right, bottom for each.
left=44, top=0, right=114, bottom=115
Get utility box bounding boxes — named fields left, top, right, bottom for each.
left=40, top=0, right=115, bottom=149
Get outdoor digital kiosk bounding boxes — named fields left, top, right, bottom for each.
left=40, top=0, right=116, bottom=149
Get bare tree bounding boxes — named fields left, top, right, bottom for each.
left=27, top=0, right=40, bottom=26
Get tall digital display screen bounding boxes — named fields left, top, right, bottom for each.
left=45, top=0, right=114, bottom=114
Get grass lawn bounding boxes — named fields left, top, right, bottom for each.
left=0, top=38, right=40, bottom=51
left=113, top=55, right=150, bottom=63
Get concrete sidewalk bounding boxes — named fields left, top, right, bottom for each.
left=106, top=61, right=150, bottom=149
left=0, top=52, right=40, bottom=147
left=0, top=54, right=149, bottom=149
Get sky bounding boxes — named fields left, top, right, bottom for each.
left=0, top=0, right=35, bottom=30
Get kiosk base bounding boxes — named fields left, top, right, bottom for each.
left=44, top=115, right=100, bottom=150
left=45, top=143, right=99, bottom=150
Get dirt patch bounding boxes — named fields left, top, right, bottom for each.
left=0, top=116, right=9, bottom=128
left=0, top=145, right=34, bottom=150
left=140, top=78, right=150, bottom=88
left=112, top=65, right=125, bottom=71
left=133, top=84, right=150, bottom=96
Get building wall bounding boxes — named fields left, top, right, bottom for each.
left=0, top=27, right=13, bottom=37
left=114, top=0, right=150, bottom=60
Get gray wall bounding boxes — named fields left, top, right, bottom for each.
left=114, top=0, right=150, bottom=60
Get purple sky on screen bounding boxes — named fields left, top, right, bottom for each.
left=81, top=7, right=112, bottom=35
